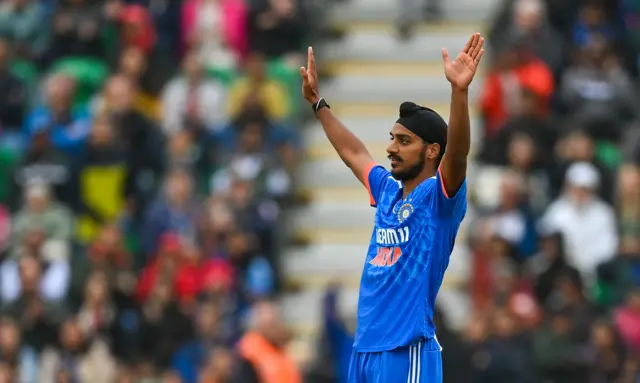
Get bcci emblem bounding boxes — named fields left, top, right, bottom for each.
left=397, top=203, right=414, bottom=223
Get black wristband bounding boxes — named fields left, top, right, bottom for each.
left=312, top=98, right=330, bottom=115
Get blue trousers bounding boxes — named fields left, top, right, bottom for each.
left=348, top=338, right=442, bottom=383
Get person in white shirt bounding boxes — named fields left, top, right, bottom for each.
left=540, top=161, right=618, bottom=284
left=161, top=52, right=228, bottom=134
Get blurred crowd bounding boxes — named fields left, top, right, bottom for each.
left=465, top=0, right=640, bottom=381
left=0, top=0, right=311, bottom=382
left=312, top=0, right=640, bottom=383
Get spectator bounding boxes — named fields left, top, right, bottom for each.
left=71, top=115, right=128, bottom=243
left=97, top=75, right=165, bottom=216
left=226, top=230, right=275, bottom=301
left=558, top=34, right=636, bottom=142
left=545, top=271, right=593, bottom=341
left=38, top=318, right=117, bottom=383
left=76, top=271, right=116, bottom=340
left=594, top=237, right=640, bottom=311
left=479, top=37, right=555, bottom=137
left=0, top=317, right=38, bottom=383
left=70, top=224, right=136, bottom=297
left=8, top=127, right=73, bottom=211
left=162, top=51, right=228, bottom=134
left=572, top=2, right=616, bottom=48
left=44, top=0, right=105, bottom=66
left=23, top=74, right=91, bottom=156
left=123, top=0, right=183, bottom=59
left=117, top=46, right=161, bottom=120
left=478, top=309, right=532, bottom=382
left=589, top=321, right=627, bottom=382
left=237, top=300, right=301, bottom=383
left=550, top=129, right=614, bottom=204
left=614, top=289, right=640, bottom=357
left=540, top=162, right=618, bottom=282
left=212, top=119, right=293, bottom=201
left=227, top=53, right=291, bottom=122
left=180, top=0, right=247, bottom=71
left=248, top=0, right=307, bottom=62
left=617, top=165, right=640, bottom=244
left=0, top=0, right=50, bottom=62
left=479, top=89, right=557, bottom=174
left=0, top=38, right=28, bottom=132
left=198, top=347, right=238, bottom=383
left=116, top=4, right=173, bottom=94
left=0, top=254, right=67, bottom=352
left=10, top=180, right=73, bottom=261
left=533, top=308, right=591, bottom=383
left=142, top=169, right=201, bottom=256
left=484, top=171, right=538, bottom=258
left=489, top=0, right=565, bottom=74
left=526, top=231, right=581, bottom=305
left=138, top=277, right=194, bottom=369
left=1, top=248, right=70, bottom=309
left=171, top=303, right=226, bottom=383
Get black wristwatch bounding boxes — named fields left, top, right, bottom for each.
left=312, top=98, right=330, bottom=115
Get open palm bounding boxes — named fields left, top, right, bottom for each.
left=442, top=33, right=485, bottom=90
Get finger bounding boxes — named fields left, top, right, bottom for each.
left=307, top=47, right=312, bottom=72
left=300, top=67, right=310, bottom=85
left=441, top=48, right=450, bottom=64
left=472, top=37, right=485, bottom=58
left=474, top=49, right=485, bottom=66
left=468, top=33, right=480, bottom=57
left=462, top=34, right=473, bottom=54
left=464, top=33, right=480, bottom=53
left=308, top=46, right=317, bottom=75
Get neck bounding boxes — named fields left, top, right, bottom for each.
left=401, top=169, right=436, bottom=198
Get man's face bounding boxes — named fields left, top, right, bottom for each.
left=60, top=321, right=83, bottom=351
left=386, top=124, right=431, bottom=181
left=0, top=321, right=19, bottom=353
left=106, top=77, right=134, bottom=113
left=46, top=77, right=74, bottom=114
left=566, top=185, right=594, bottom=205
left=183, top=53, right=203, bottom=80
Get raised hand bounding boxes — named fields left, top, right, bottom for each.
left=300, top=46, right=321, bottom=104
left=442, top=33, right=485, bottom=90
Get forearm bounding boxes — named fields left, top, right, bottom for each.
left=439, top=87, right=470, bottom=195
left=316, top=108, right=373, bottom=177
left=446, top=87, right=471, bottom=158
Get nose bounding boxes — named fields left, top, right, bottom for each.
left=386, top=141, right=398, bottom=155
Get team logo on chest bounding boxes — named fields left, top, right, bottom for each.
left=397, top=202, right=414, bottom=223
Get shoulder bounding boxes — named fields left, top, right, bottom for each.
left=369, top=166, right=401, bottom=192
left=593, top=200, right=616, bottom=216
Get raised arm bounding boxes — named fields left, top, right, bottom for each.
left=300, top=47, right=374, bottom=185
left=439, top=33, right=485, bottom=196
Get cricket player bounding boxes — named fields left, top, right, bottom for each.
left=300, top=33, right=485, bottom=382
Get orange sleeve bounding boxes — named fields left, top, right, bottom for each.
left=437, top=167, right=451, bottom=199
left=363, top=162, right=377, bottom=206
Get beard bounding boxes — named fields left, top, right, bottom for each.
left=389, top=146, right=427, bottom=181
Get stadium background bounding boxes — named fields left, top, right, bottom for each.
left=0, top=0, right=639, bottom=382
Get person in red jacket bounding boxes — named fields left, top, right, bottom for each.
left=480, top=38, right=555, bottom=137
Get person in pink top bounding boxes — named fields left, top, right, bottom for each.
left=614, top=289, right=640, bottom=356
left=181, top=0, right=248, bottom=70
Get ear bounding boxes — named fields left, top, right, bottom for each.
left=426, top=143, right=441, bottom=160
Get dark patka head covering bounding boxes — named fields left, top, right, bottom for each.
left=396, top=102, right=448, bottom=153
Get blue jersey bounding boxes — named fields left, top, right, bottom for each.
left=353, top=163, right=467, bottom=352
